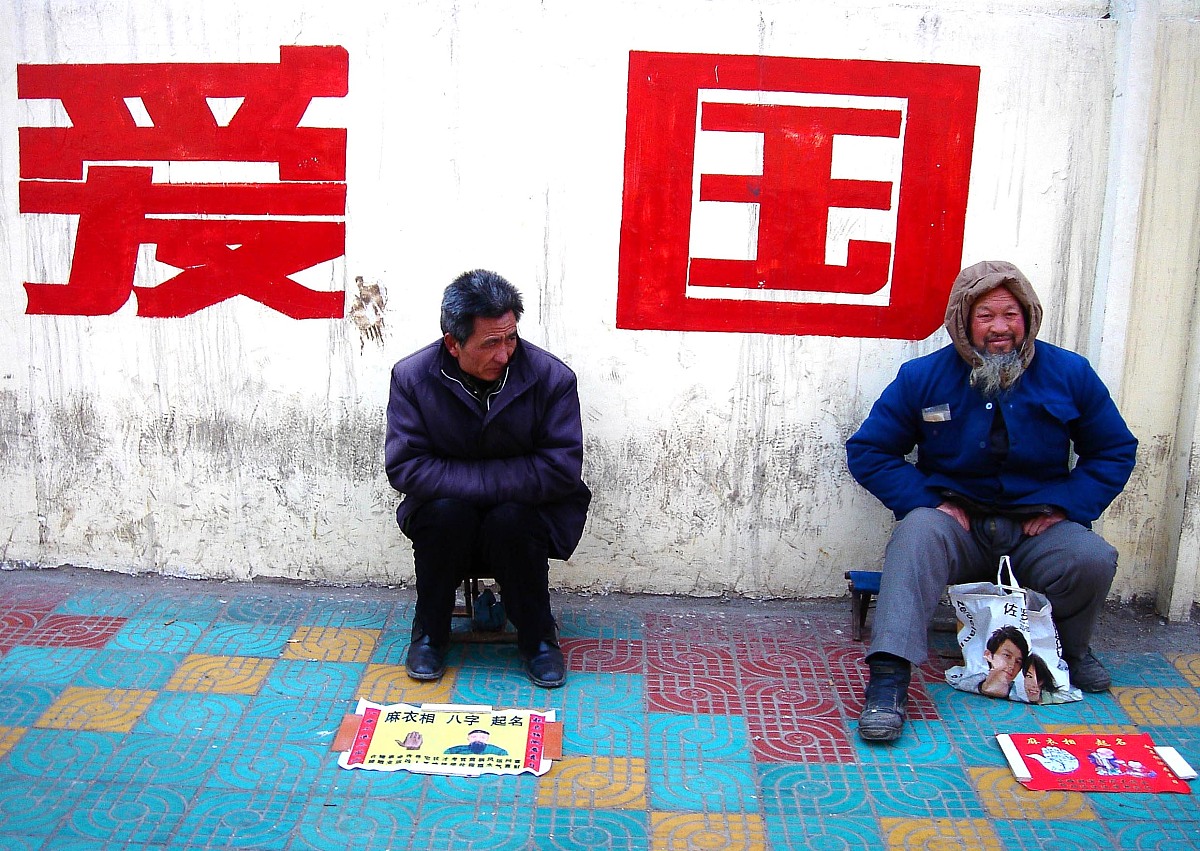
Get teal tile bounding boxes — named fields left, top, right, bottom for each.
left=1084, top=787, right=1200, bottom=823
left=292, top=796, right=420, bottom=850
left=104, top=733, right=220, bottom=786
left=53, top=590, right=144, bottom=618
left=303, top=596, right=391, bottom=629
left=532, top=808, right=650, bottom=850
left=991, top=819, right=1119, bottom=850
left=223, top=596, right=310, bottom=625
left=556, top=605, right=644, bottom=641
left=1106, top=820, right=1200, bottom=847
left=58, top=780, right=191, bottom=846
left=558, top=672, right=645, bottom=716
left=758, top=763, right=873, bottom=817
left=135, top=593, right=225, bottom=622
left=0, top=646, right=97, bottom=685
left=423, top=770, right=541, bottom=808
left=77, top=649, right=184, bottom=689
left=851, top=719, right=958, bottom=765
left=108, top=618, right=205, bottom=654
left=561, top=707, right=647, bottom=759
left=1034, top=690, right=1133, bottom=728
left=211, top=739, right=324, bottom=792
left=646, top=711, right=753, bottom=764
left=174, top=788, right=305, bottom=846
left=370, top=629, right=412, bottom=665
left=1105, top=652, right=1193, bottom=688
left=239, top=696, right=349, bottom=744
left=0, top=682, right=62, bottom=726
left=136, top=691, right=251, bottom=737
left=6, top=729, right=119, bottom=782
left=411, top=801, right=536, bottom=851
left=191, top=623, right=294, bottom=657
left=0, top=774, right=75, bottom=834
left=264, top=659, right=365, bottom=699
left=861, top=764, right=984, bottom=819
left=647, top=758, right=761, bottom=812
left=762, top=813, right=882, bottom=851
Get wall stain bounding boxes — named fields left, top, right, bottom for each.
left=347, top=276, right=387, bottom=352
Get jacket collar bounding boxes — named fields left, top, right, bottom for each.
left=434, top=339, right=536, bottom=420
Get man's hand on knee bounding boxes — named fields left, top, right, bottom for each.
left=1022, top=509, right=1065, bottom=537
left=936, top=502, right=970, bottom=532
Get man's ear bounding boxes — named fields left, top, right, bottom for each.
left=443, top=333, right=461, bottom=359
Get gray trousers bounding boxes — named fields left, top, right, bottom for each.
left=868, top=507, right=1118, bottom=666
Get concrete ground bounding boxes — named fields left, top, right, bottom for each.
left=0, top=565, right=1198, bottom=850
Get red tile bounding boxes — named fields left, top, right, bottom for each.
left=645, top=672, right=743, bottom=715
left=645, top=642, right=737, bottom=677
left=747, top=713, right=856, bottom=763
left=561, top=638, right=645, bottom=674
left=740, top=676, right=842, bottom=720
left=22, top=614, right=126, bottom=648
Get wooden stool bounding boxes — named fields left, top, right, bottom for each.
left=845, top=570, right=882, bottom=641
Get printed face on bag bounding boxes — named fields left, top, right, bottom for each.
left=985, top=639, right=1024, bottom=679
left=1023, top=668, right=1042, bottom=703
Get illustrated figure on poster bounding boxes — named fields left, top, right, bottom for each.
left=1089, top=746, right=1126, bottom=775
left=386, top=270, right=592, bottom=688
left=846, top=260, right=1138, bottom=742
left=443, top=729, right=509, bottom=756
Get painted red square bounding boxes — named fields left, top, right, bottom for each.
left=23, top=614, right=126, bottom=648
left=617, top=51, right=979, bottom=338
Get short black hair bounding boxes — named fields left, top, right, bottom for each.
left=440, top=269, right=524, bottom=343
left=986, top=625, right=1029, bottom=657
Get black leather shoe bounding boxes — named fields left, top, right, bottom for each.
left=1066, top=649, right=1111, bottom=692
left=858, top=655, right=911, bottom=743
left=405, top=635, right=446, bottom=681
left=523, top=640, right=566, bottom=688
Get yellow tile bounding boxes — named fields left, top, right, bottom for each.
left=968, top=767, right=1096, bottom=820
left=536, top=756, right=647, bottom=810
left=1114, top=687, right=1200, bottom=726
left=1168, top=653, right=1200, bottom=687
left=282, top=627, right=380, bottom=663
left=649, top=812, right=767, bottom=851
left=37, top=686, right=156, bottom=733
left=358, top=664, right=454, bottom=705
left=0, top=726, right=26, bottom=759
left=165, top=654, right=274, bottom=695
left=880, top=818, right=1003, bottom=850
left=1044, top=724, right=1142, bottom=736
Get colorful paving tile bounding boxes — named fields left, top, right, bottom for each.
left=0, top=569, right=1197, bottom=850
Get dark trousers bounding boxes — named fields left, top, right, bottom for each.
left=402, top=498, right=556, bottom=654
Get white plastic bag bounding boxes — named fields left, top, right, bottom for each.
left=945, top=556, right=1081, bottom=704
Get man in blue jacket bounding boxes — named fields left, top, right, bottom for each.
left=386, top=269, right=591, bottom=688
left=846, top=260, right=1137, bottom=742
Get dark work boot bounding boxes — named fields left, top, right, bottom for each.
left=858, top=653, right=911, bottom=743
left=522, top=638, right=566, bottom=688
left=1065, top=648, right=1111, bottom=693
left=405, top=634, right=447, bottom=681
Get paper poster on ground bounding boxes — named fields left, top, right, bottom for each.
left=337, top=701, right=558, bottom=776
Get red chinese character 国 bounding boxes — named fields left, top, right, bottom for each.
left=616, top=51, right=980, bottom=338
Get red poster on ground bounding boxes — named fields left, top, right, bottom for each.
left=997, top=733, right=1193, bottom=793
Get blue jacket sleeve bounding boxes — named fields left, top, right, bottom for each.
left=845, top=363, right=943, bottom=518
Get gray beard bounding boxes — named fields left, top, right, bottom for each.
left=970, top=350, right=1025, bottom=397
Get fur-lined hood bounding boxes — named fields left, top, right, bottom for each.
left=943, top=260, right=1043, bottom=369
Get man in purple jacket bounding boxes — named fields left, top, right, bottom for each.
left=846, top=260, right=1137, bottom=742
left=386, top=270, right=591, bottom=687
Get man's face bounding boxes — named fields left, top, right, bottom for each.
left=970, top=287, right=1026, bottom=355
left=467, top=730, right=488, bottom=745
left=445, top=311, right=519, bottom=382
left=985, top=639, right=1024, bottom=679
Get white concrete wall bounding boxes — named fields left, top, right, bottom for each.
left=1, top=0, right=1198, bottom=615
